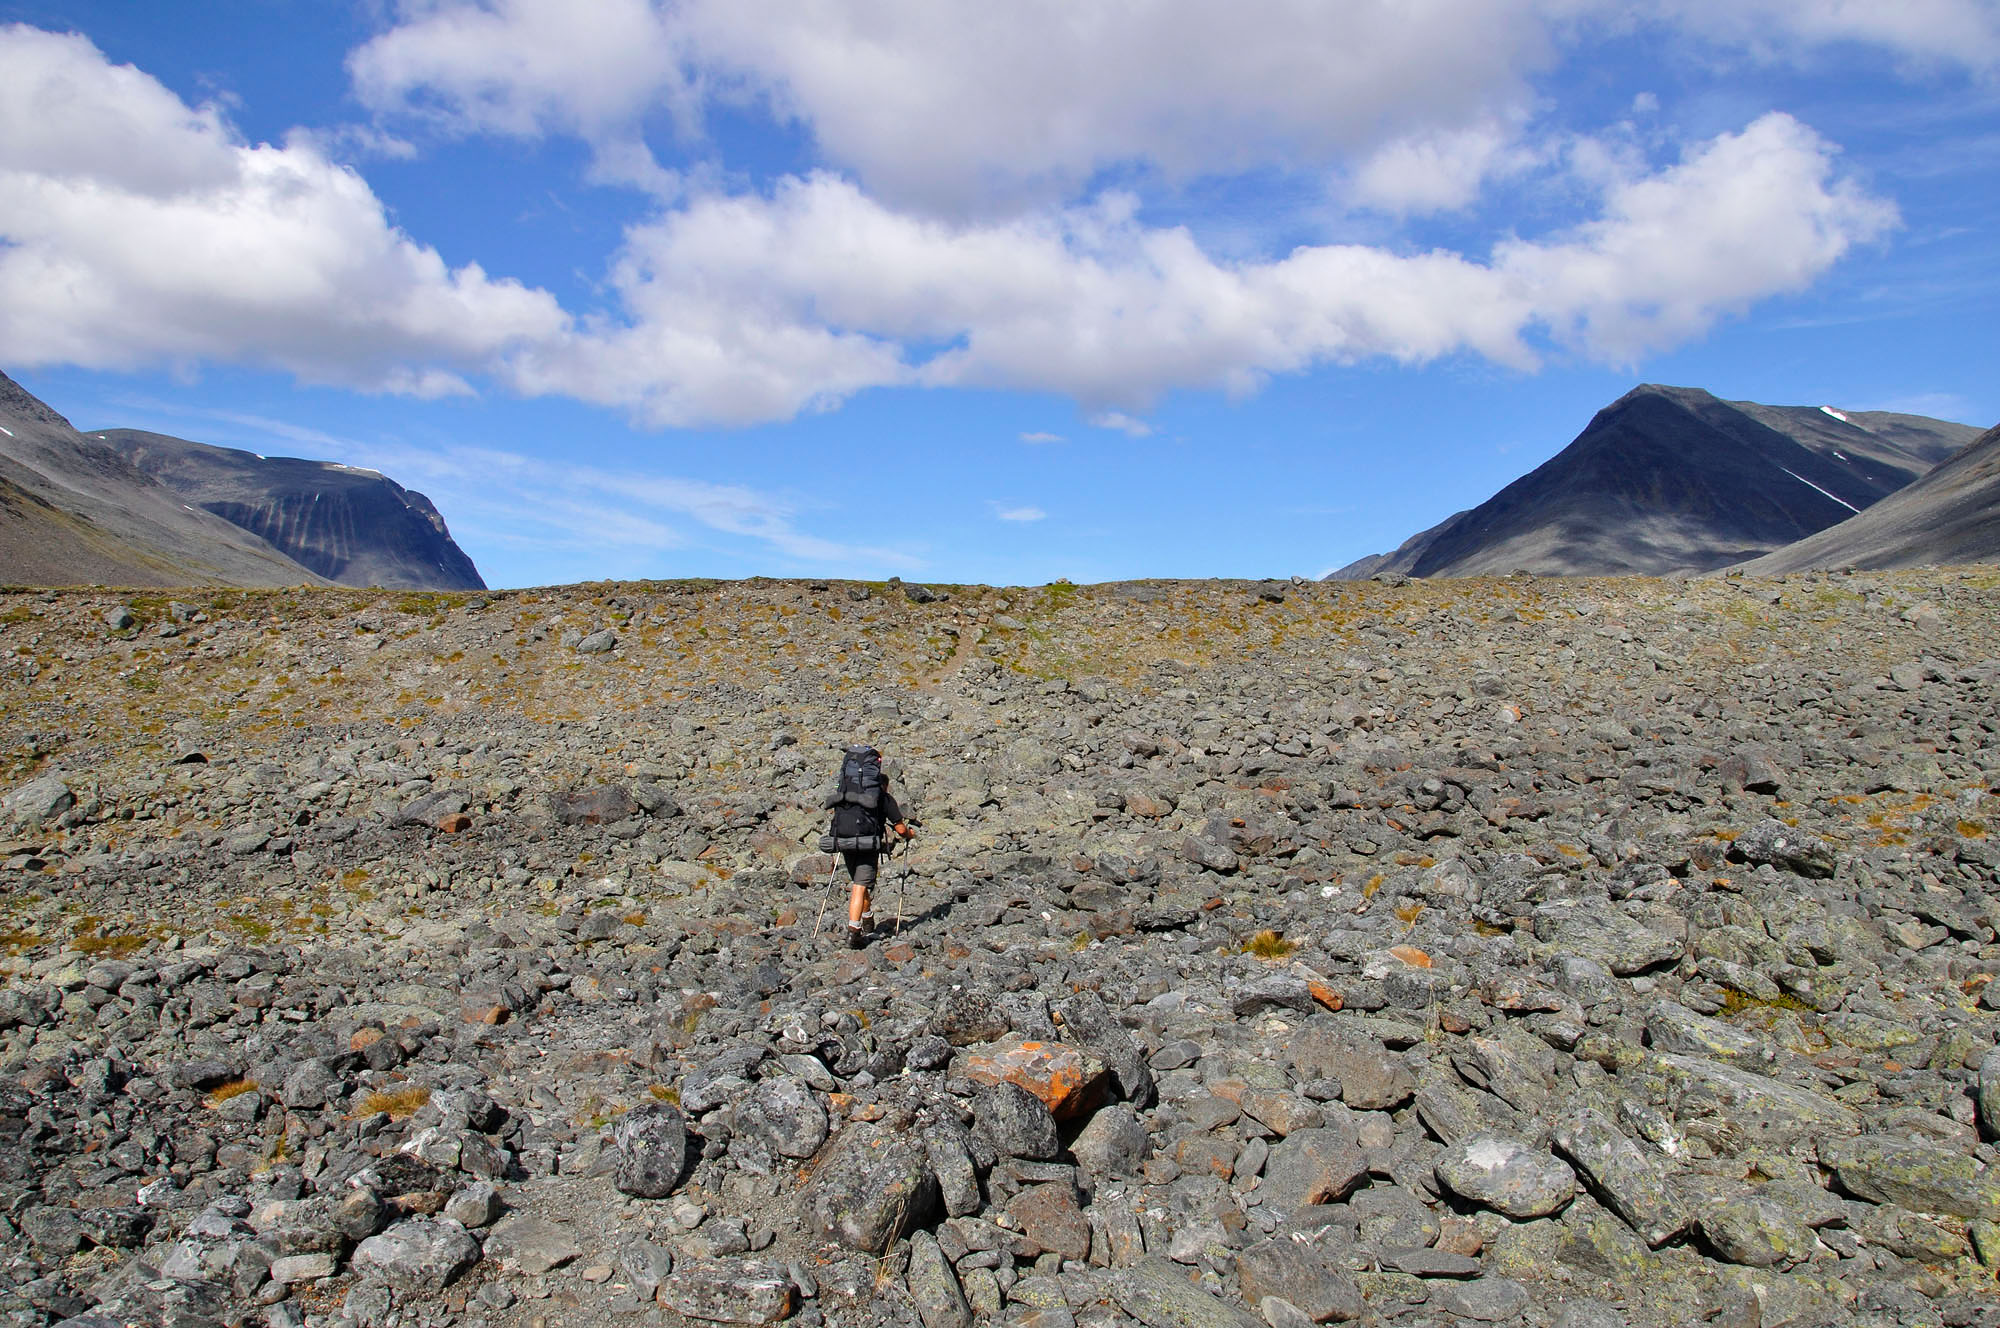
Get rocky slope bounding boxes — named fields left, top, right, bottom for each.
left=3, top=569, right=2000, bottom=1328
left=0, top=373, right=324, bottom=590
left=1737, top=425, right=2000, bottom=576
left=1332, top=387, right=1981, bottom=580
left=103, top=431, right=485, bottom=592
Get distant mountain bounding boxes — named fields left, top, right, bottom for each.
left=103, top=431, right=485, bottom=591
left=1329, top=385, right=1981, bottom=579
left=0, top=371, right=321, bottom=589
left=1736, top=423, right=2000, bottom=575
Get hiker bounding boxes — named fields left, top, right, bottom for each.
left=821, top=743, right=913, bottom=948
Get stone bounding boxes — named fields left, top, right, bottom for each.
left=268, top=1251, right=337, bottom=1284
left=1730, top=819, right=1836, bottom=878
left=442, top=1181, right=501, bottom=1228
left=575, top=629, right=617, bottom=654
left=1550, top=1108, right=1683, bottom=1246
left=1258, top=1129, right=1369, bottom=1214
left=1010, top=1183, right=1091, bottom=1261
left=1434, top=1135, right=1577, bottom=1219
left=656, top=1257, right=797, bottom=1324
left=1335, top=1048, right=1415, bottom=1112
left=975, top=1080, right=1062, bottom=1159
left=351, top=1217, right=480, bottom=1290
left=1053, top=990, right=1157, bottom=1108
left=1698, top=1194, right=1815, bottom=1268
left=1235, top=1236, right=1364, bottom=1323
left=3, top=774, right=73, bottom=828
left=1115, top=1257, right=1265, bottom=1328
left=803, top=1120, right=938, bottom=1254
left=613, top=1103, right=689, bottom=1198
left=1979, top=1046, right=2000, bottom=1139
left=1434, top=1277, right=1530, bottom=1322
left=906, top=1230, right=972, bottom=1328
left=1532, top=898, right=1685, bottom=975
left=736, top=1075, right=828, bottom=1159
left=482, top=1213, right=582, bottom=1275
left=1071, top=1103, right=1150, bottom=1177
left=961, top=1038, right=1111, bottom=1120
left=1821, top=1133, right=2000, bottom=1219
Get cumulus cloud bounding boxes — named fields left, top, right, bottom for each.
left=0, top=25, right=567, bottom=392
left=994, top=505, right=1047, bottom=522
left=1090, top=412, right=1156, bottom=438
left=352, top=0, right=2000, bottom=217
left=498, top=115, right=1892, bottom=423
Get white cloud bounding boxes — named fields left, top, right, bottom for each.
left=502, top=115, right=1892, bottom=423
left=1089, top=411, right=1156, bottom=438
left=994, top=505, right=1047, bottom=522
left=352, top=0, right=2000, bottom=218
left=0, top=25, right=568, bottom=392
left=1019, top=431, right=1064, bottom=444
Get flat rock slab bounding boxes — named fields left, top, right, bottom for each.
left=1258, top=1128, right=1368, bottom=1215
left=960, top=1039, right=1109, bottom=1119
left=352, top=1217, right=480, bottom=1290
left=1647, top=1054, right=1859, bottom=1146
left=657, top=1256, right=797, bottom=1324
left=1236, top=1235, right=1364, bottom=1322
left=482, top=1214, right=582, bottom=1276
left=1115, top=1258, right=1265, bottom=1328
left=1532, top=898, right=1685, bottom=975
left=1551, top=1108, right=1683, bottom=1247
left=1435, top=1134, right=1577, bottom=1219
left=1822, top=1134, right=2000, bottom=1220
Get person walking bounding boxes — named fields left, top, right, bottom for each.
left=822, top=743, right=912, bottom=948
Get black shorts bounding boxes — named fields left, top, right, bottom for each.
left=842, top=849, right=879, bottom=886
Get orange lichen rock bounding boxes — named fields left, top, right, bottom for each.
left=959, top=1039, right=1109, bottom=1119
left=1389, top=944, right=1433, bottom=969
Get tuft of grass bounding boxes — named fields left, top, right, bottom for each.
left=73, top=931, right=146, bottom=958
left=1243, top=929, right=1298, bottom=960
left=1393, top=899, right=1426, bottom=927
left=648, top=1083, right=680, bottom=1105
left=359, top=1085, right=430, bottom=1120
left=205, top=1078, right=259, bottom=1107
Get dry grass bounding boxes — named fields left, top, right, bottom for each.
left=358, top=1085, right=431, bottom=1120
left=204, top=1078, right=259, bottom=1107
left=1243, top=929, right=1297, bottom=960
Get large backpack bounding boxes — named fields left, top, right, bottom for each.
left=829, top=745, right=884, bottom=849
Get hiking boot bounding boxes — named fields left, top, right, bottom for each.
left=845, top=923, right=870, bottom=950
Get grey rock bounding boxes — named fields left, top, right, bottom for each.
left=481, top=1213, right=582, bottom=1275
left=1697, top=1193, right=1815, bottom=1268
left=1054, top=989, right=1156, bottom=1107
left=1258, top=1129, right=1369, bottom=1214
left=442, top=1181, right=500, bottom=1228
left=1434, top=1134, right=1577, bottom=1219
left=803, top=1119, right=938, bottom=1254
left=657, top=1257, right=798, bottom=1324
left=612, top=1103, right=688, bottom=1197
left=906, top=1230, right=972, bottom=1328
left=1979, top=1047, right=2000, bottom=1139
left=1730, top=818, right=1836, bottom=877
left=1435, top=1277, right=1531, bottom=1322
left=974, top=1080, right=1061, bottom=1160
left=575, top=629, right=617, bottom=654
left=1072, top=1103, right=1150, bottom=1177
left=1532, top=897, right=1685, bottom=975
left=1550, top=1108, right=1683, bottom=1246
left=3, top=774, right=73, bottom=827
left=1821, top=1133, right=2000, bottom=1219
left=1115, top=1257, right=1265, bottom=1328
left=351, top=1216, right=480, bottom=1290
left=736, top=1075, right=828, bottom=1159
left=1235, top=1236, right=1364, bottom=1322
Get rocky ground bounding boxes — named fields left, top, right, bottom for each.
left=3, top=568, right=2000, bottom=1328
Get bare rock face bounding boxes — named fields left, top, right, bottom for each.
left=3, top=567, right=2000, bottom=1327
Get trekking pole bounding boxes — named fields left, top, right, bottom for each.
left=812, top=857, right=841, bottom=937
left=892, top=836, right=914, bottom=935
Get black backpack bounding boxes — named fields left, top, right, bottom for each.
left=829, top=745, right=884, bottom=847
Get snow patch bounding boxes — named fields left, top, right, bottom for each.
left=1778, top=466, right=1862, bottom=514
left=1819, top=406, right=1850, bottom=423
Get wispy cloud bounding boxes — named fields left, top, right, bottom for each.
left=1089, top=411, right=1154, bottom=438
left=1019, top=430, right=1064, bottom=444
left=994, top=504, right=1047, bottom=522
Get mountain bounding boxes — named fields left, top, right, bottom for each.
left=1736, top=422, right=2000, bottom=574
left=103, top=431, right=485, bottom=591
left=1329, top=385, right=1982, bottom=579
left=0, top=371, right=322, bottom=589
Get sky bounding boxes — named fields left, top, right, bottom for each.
left=0, top=3, right=1995, bottom=589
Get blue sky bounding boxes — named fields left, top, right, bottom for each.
left=1, top=2, right=1995, bottom=588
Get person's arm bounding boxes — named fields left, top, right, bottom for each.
left=882, top=788, right=911, bottom=837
